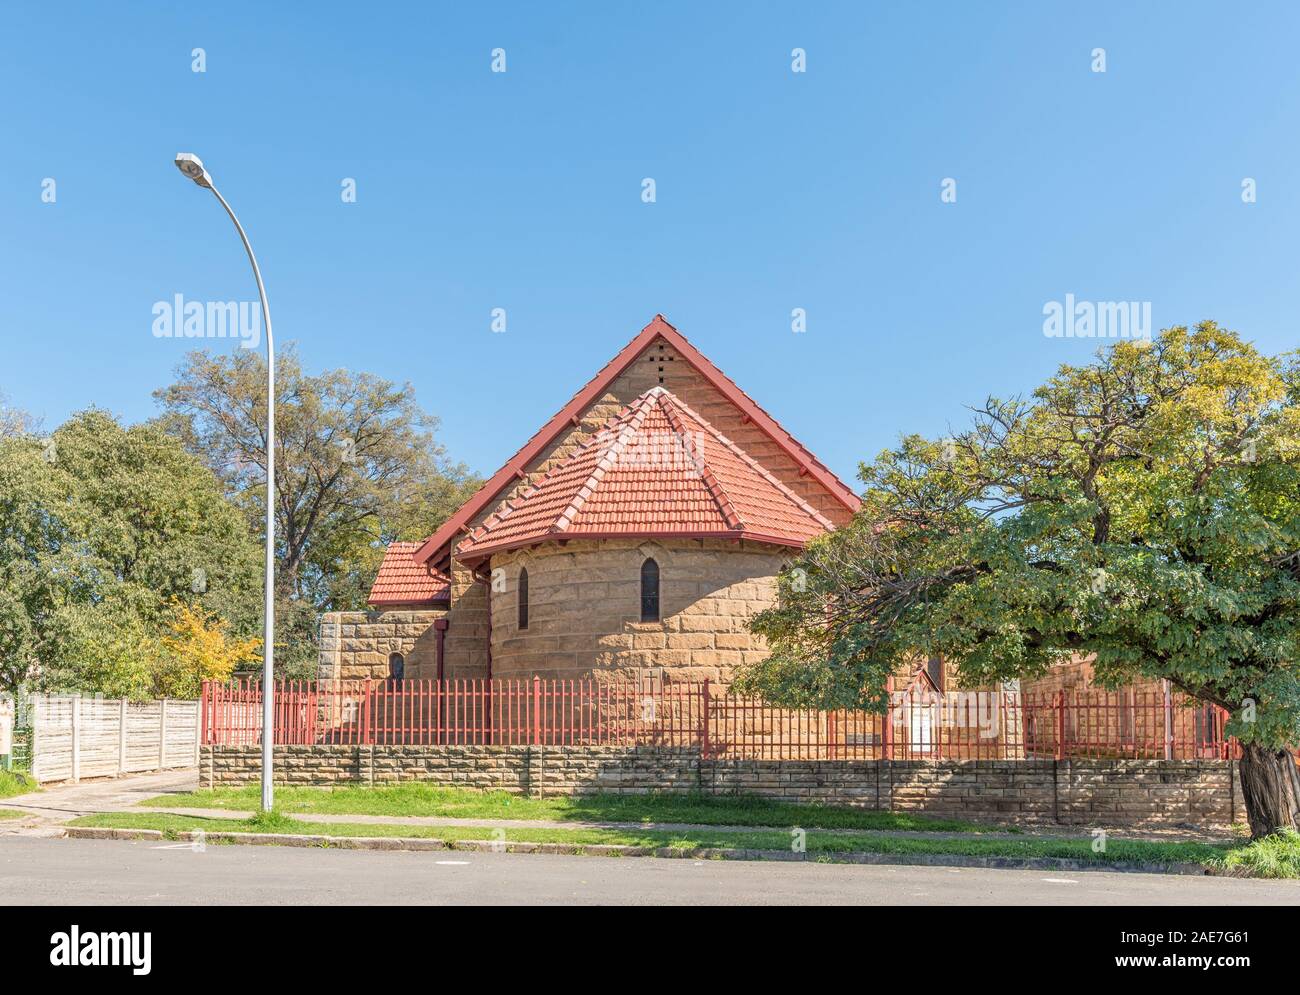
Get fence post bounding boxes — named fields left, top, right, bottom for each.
left=71, top=694, right=81, bottom=784
left=882, top=676, right=894, bottom=761
left=199, top=681, right=208, bottom=747
left=699, top=679, right=710, bottom=759
left=362, top=679, right=372, bottom=746
left=118, top=699, right=127, bottom=775
left=532, top=675, right=541, bottom=746
left=1054, top=691, right=1065, bottom=761
left=1162, top=680, right=1173, bottom=760
left=29, top=696, right=40, bottom=781
left=159, top=698, right=169, bottom=769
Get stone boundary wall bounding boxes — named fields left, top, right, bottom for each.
left=202, top=746, right=1239, bottom=827
left=202, top=745, right=700, bottom=796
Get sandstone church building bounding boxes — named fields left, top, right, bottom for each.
left=318, top=315, right=861, bottom=687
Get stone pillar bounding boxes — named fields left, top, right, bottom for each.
left=318, top=612, right=343, bottom=681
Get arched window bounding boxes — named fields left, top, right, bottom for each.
left=640, top=558, right=660, bottom=622
left=388, top=652, right=405, bottom=683
left=518, top=567, right=529, bottom=629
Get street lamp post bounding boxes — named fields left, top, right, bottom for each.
left=174, top=153, right=277, bottom=812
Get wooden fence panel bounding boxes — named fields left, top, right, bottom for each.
left=29, top=695, right=199, bottom=784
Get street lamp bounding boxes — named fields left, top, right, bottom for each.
left=174, top=152, right=277, bottom=812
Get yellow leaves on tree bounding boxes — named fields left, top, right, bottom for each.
left=155, top=599, right=261, bottom=699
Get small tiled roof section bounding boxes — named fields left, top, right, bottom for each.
left=366, top=541, right=452, bottom=606
left=456, top=387, right=836, bottom=562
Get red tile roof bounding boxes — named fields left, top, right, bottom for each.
left=456, top=387, right=836, bottom=562
left=366, top=541, right=452, bottom=606
left=412, top=314, right=859, bottom=566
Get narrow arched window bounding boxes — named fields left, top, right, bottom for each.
left=640, top=558, right=660, bottom=622
left=518, top=567, right=529, bottom=629
left=388, top=652, right=405, bottom=683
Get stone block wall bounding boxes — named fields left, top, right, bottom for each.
left=1056, top=759, right=1234, bottom=826
left=201, top=744, right=699, bottom=796
left=205, top=744, right=364, bottom=785
left=201, top=746, right=1239, bottom=827
left=489, top=538, right=788, bottom=684
left=318, top=609, right=447, bottom=682
left=434, top=563, right=490, bottom=682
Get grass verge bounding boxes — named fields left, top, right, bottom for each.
left=0, top=769, right=35, bottom=800
left=141, top=784, right=1002, bottom=833
left=71, top=811, right=1248, bottom=870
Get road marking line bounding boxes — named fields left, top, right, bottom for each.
left=1041, top=878, right=1078, bottom=884
left=435, top=860, right=470, bottom=866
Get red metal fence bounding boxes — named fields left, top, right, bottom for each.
left=201, top=679, right=1243, bottom=761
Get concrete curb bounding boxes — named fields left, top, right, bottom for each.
left=60, top=826, right=1228, bottom=876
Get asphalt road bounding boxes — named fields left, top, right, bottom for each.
left=1, top=836, right=1297, bottom=905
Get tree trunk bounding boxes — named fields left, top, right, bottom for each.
left=1237, top=740, right=1300, bottom=838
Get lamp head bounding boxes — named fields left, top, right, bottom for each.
left=174, top=153, right=213, bottom=189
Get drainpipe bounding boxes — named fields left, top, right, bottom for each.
left=484, top=574, right=493, bottom=682
left=433, top=619, right=448, bottom=682
left=484, top=571, right=493, bottom=744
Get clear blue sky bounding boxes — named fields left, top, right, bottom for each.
left=3, top=2, right=1298, bottom=490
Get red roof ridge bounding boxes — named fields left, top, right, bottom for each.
left=655, top=389, right=836, bottom=532
left=553, top=390, right=659, bottom=533
left=654, top=388, right=744, bottom=531
left=413, top=314, right=858, bottom=565
left=462, top=388, right=659, bottom=549
left=457, top=386, right=836, bottom=562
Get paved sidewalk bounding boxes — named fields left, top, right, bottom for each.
left=0, top=770, right=199, bottom=829
left=127, top=805, right=1239, bottom=844
left=133, top=805, right=1041, bottom=839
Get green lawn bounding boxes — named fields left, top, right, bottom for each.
left=72, top=809, right=1258, bottom=871
left=0, top=808, right=25, bottom=819
left=0, top=769, right=35, bottom=800
left=143, top=784, right=1003, bottom=833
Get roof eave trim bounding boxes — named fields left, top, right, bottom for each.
left=456, top=529, right=812, bottom=566
left=365, top=597, right=452, bottom=609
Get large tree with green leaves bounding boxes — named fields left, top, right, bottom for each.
left=153, top=347, right=479, bottom=615
left=735, top=323, right=1300, bottom=837
left=0, top=410, right=262, bottom=695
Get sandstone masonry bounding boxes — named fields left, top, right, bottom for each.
left=489, top=538, right=787, bottom=684
left=318, top=609, right=447, bottom=682
left=201, top=745, right=1240, bottom=828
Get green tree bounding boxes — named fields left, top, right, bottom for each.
left=0, top=410, right=262, bottom=695
left=153, top=347, right=478, bottom=613
left=0, top=433, right=79, bottom=692
left=736, top=323, right=1300, bottom=837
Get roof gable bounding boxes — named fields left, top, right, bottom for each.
left=456, top=387, right=835, bottom=562
left=413, top=314, right=859, bottom=565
